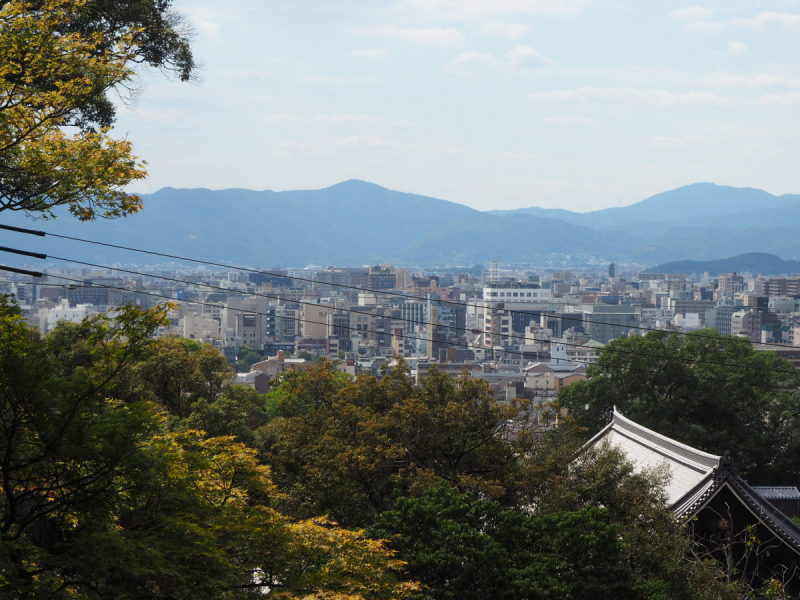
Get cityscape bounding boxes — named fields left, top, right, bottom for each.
left=4, top=0, right=800, bottom=597
left=4, top=257, right=800, bottom=400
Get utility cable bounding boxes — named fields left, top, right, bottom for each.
left=32, top=251, right=800, bottom=383
left=2, top=221, right=800, bottom=350
left=37, top=271, right=800, bottom=392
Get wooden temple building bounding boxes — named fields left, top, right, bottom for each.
left=588, top=409, right=800, bottom=593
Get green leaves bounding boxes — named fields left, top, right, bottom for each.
left=369, top=484, right=640, bottom=600
left=258, top=361, right=531, bottom=529
left=0, top=0, right=150, bottom=219
left=559, top=329, right=800, bottom=485
left=0, top=308, right=414, bottom=599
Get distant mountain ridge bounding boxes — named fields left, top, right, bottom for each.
left=649, top=253, right=800, bottom=277
left=1, top=180, right=800, bottom=267
left=488, top=183, right=800, bottom=232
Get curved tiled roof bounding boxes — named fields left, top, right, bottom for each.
left=753, top=486, right=800, bottom=500
left=586, top=408, right=720, bottom=505
left=672, top=469, right=800, bottom=553
left=587, top=408, right=800, bottom=557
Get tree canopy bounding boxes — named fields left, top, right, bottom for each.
left=558, top=329, right=800, bottom=486
left=256, top=360, right=738, bottom=600
left=0, top=300, right=413, bottom=599
left=256, top=361, right=535, bottom=529
left=0, top=0, right=195, bottom=220
left=0, top=303, right=773, bottom=598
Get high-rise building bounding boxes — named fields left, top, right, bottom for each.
left=367, top=266, right=397, bottom=290
left=764, top=277, right=800, bottom=298
left=717, top=273, right=745, bottom=298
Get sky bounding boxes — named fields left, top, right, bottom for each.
left=116, top=0, right=800, bottom=212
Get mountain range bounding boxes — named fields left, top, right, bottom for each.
left=1, top=180, right=799, bottom=269
left=649, top=253, right=800, bottom=277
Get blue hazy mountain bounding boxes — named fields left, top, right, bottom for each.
left=488, top=183, right=800, bottom=232
left=1, top=180, right=799, bottom=267
left=649, top=253, right=800, bottom=277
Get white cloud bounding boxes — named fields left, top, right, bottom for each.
left=669, top=6, right=715, bottom=22
left=318, top=114, right=420, bottom=127
left=393, top=0, right=586, bottom=18
left=651, top=134, right=714, bottom=148
left=757, top=90, right=800, bottom=105
left=335, top=136, right=398, bottom=147
left=668, top=6, right=722, bottom=32
left=315, top=114, right=383, bottom=123
left=348, top=48, right=388, bottom=59
left=264, top=114, right=420, bottom=128
left=528, top=85, right=800, bottom=107
left=528, top=86, right=735, bottom=107
left=705, top=72, right=800, bottom=88
left=354, top=25, right=464, bottom=47
left=506, top=44, right=556, bottom=67
left=453, top=50, right=497, bottom=66
left=480, top=21, right=531, bottom=38
left=673, top=10, right=800, bottom=33
left=727, top=41, right=749, bottom=56
left=443, top=65, right=479, bottom=78
left=542, top=116, right=597, bottom=123
left=264, top=114, right=309, bottom=124
left=452, top=44, right=554, bottom=73
left=195, top=20, right=221, bottom=38
left=730, top=12, right=800, bottom=31
left=181, top=7, right=223, bottom=40
left=294, top=75, right=384, bottom=84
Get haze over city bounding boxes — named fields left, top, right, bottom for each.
left=117, top=0, right=800, bottom=211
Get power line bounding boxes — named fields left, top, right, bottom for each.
left=0, top=265, right=42, bottom=278
left=49, top=272, right=800, bottom=392
left=36, top=254, right=800, bottom=386
left=2, top=221, right=800, bottom=350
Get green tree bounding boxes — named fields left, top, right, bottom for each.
left=183, top=385, right=268, bottom=447
left=0, top=300, right=415, bottom=599
left=130, top=336, right=232, bottom=417
left=558, top=330, right=800, bottom=485
left=370, top=443, right=737, bottom=600
left=369, top=485, right=643, bottom=600
left=519, top=424, right=736, bottom=600
left=236, top=344, right=262, bottom=372
left=257, top=360, right=534, bottom=528
left=0, top=0, right=194, bottom=220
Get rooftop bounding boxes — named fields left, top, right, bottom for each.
left=752, top=486, right=800, bottom=500
left=586, top=409, right=720, bottom=506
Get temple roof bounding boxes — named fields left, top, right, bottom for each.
left=753, top=486, right=800, bottom=501
left=586, top=408, right=720, bottom=505
left=671, top=467, right=800, bottom=554
left=587, top=408, right=800, bottom=557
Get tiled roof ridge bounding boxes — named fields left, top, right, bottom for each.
left=723, top=470, right=800, bottom=550
left=753, top=487, right=800, bottom=501
left=611, top=409, right=721, bottom=469
left=673, top=469, right=800, bottom=552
